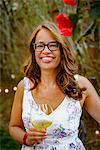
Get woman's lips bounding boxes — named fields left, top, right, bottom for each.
left=41, top=56, right=55, bottom=63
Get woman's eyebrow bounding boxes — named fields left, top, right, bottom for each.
left=35, top=40, right=57, bottom=44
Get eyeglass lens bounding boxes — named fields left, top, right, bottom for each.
left=33, top=41, right=59, bottom=52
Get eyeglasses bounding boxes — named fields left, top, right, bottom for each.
left=33, top=41, right=60, bottom=52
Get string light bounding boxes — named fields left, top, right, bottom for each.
left=4, top=89, right=9, bottom=93
left=13, top=86, right=17, bottom=91
left=0, top=86, right=17, bottom=94
left=95, top=130, right=100, bottom=135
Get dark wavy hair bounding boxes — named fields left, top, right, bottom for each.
left=23, top=21, right=83, bottom=100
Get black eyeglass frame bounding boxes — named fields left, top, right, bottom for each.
left=32, top=41, right=60, bottom=52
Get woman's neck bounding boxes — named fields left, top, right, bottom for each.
left=40, top=69, right=57, bottom=87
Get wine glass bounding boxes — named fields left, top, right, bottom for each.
left=31, top=104, right=53, bottom=145
left=32, top=104, right=53, bottom=129
left=32, top=119, right=52, bottom=130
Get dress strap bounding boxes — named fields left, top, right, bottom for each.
left=74, top=74, right=79, bottom=82
left=23, top=77, right=30, bottom=90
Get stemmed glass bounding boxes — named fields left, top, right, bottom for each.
left=32, top=104, right=53, bottom=129
left=31, top=104, right=53, bottom=145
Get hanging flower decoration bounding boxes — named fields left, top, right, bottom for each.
left=63, top=0, right=77, bottom=6
left=55, top=13, right=74, bottom=36
left=55, top=0, right=78, bottom=37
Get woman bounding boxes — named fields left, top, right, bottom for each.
left=9, top=21, right=100, bottom=150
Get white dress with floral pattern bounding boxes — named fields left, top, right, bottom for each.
left=21, top=76, right=85, bottom=150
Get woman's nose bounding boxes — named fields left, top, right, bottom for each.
left=42, top=45, right=51, bottom=53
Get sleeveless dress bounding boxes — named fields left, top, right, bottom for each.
left=21, top=75, right=85, bottom=150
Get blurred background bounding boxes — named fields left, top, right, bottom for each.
left=0, top=0, right=100, bottom=149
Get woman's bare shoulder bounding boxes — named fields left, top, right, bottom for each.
left=78, top=74, right=99, bottom=99
left=17, top=77, right=33, bottom=88
left=77, top=75, right=91, bottom=88
left=17, top=79, right=24, bottom=90
left=12, top=79, right=24, bottom=110
left=15, top=79, right=25, bottom=97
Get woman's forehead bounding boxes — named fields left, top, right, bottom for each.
left=35, top=28, right=56, bottom=42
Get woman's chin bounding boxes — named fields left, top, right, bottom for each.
left=40, top=66, right=57, bottom=71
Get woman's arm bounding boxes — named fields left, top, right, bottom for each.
left=9, top=80, right=25, bottom=144
left=9, top=79, right=47, bottom=146
left=79, top=75, right=100, bottom=124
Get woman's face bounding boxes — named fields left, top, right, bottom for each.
left=34, top=28, right=61, bottom=71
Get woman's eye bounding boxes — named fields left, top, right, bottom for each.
left=36, top=44, right=44, bottom=48
left=49, top=43, right=58, bottom=47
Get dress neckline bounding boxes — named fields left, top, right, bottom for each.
left=29, top=90, right=67, bottom=116
left=24, top=77, right=82, bottom=116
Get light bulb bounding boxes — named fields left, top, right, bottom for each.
left=5, top=89, right=9, bottom=93
left=13, top=86, right=17, bottom=91
left=95, top=130, right=99, bottom=135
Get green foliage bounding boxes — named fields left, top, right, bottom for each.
left=0, top=0, right=58, bottom=83
left=90, top=0, right=100, bottom=20
left=0, top=128, right=21, bottom=150
left=69, top=13, right=78, bottom=25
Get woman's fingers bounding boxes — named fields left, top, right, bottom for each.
left=29, top=128, right=46, bottom=133
left=28, top=128, right=47, bottom=136
left=28, top=135, right=47, bottom=141
left=27, top=135, right=47, bottom=146
left=26, top=128, right=47, bottom=145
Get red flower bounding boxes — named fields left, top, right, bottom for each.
left=63, top=0, right=77, bottom=6
left=55, top=13, right=74, bottom=36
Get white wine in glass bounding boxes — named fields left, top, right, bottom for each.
left=32, top=120, right=52, bottom=129
left=32, top=104, right=53, bottom=129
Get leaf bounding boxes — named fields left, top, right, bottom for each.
left=90, top=1, right=100, bottom=20
left=69, top=13, right=79, bottom=24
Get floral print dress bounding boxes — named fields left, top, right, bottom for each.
left=21, top=77, right=85, bottom=150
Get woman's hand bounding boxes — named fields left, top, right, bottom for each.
left=25, top=128, right=47, bottom=146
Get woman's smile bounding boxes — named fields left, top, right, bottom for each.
left=40, top=56, right=56, bottom=63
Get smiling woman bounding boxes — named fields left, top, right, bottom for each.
left=34, top=28, right=61, bottom=71
left=9, top=21, right=100, bottom=150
